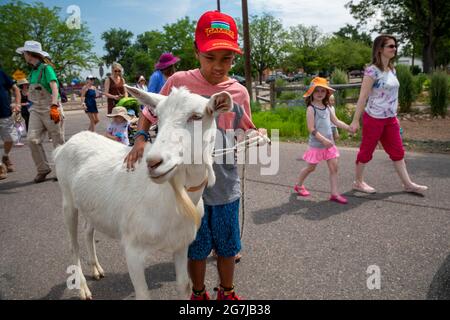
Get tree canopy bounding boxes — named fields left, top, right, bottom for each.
left=346, top=0, right=450, bottom=72
left=0, top=0, right=97, bottom=81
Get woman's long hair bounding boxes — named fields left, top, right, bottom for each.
left=372, top=34, right=397, bottom=71
left=27, top=51, right=56, bottom=68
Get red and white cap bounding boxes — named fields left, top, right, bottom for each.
left=195, top=10, right=242, bottom=55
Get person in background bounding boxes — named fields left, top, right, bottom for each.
left=0, top=67, right=21, bottom=180
left=349, top=34, right=428, bottom=195
left=16, top=40, right=64, bottom=183
left=147, top=53, right=180, bottom=93
left=105, top=106, right=131, bottom=146
left=104, top=62, right=127, bottom=114
left=81, top=75, right=100, bottom=132
left=17, top=78, right=31, bottom=132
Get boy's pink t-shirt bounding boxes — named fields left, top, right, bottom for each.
left=142, top=68, right=255, bottom=132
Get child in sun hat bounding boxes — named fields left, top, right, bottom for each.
left=293, top=77, right=353, bottom=204
left=125, top=10, right=267, bottom=300
left=105, top=106, right=131, bottom=145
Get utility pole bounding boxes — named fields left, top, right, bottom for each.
left=242, top=0, right=253, bottom=101
left=217, top=0, right=220, bottom=11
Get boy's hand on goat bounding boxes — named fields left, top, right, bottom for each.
left=124, top=139, right=146, bottom=171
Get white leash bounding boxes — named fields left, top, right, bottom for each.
left=212, top=133, right=271, bottom=241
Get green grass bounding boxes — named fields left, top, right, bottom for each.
left=252, top=105, right=360, bottom=141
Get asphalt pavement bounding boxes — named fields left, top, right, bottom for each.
left=0, top=107, right=449, bottom=300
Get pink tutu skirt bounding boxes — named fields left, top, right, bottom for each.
left=302, top=145, right=340, bottom=164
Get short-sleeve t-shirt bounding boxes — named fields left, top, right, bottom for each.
left=364, top=65, right=400, bottom=119
left=29, top=63, right=59, bottom=95
left=147, top=70, right=165, bottom=94
left=142, top=68, right=256, bottom=206
left=0, top=69, right=14, bottom=119
left=107, top=121, right=130, bottom=146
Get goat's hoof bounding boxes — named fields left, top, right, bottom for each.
left=80, top=284, right=93, bottom=300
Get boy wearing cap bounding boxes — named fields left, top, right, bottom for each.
left=126, top=10, right=266, bottom=300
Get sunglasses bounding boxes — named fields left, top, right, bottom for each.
left=87, top=77, right=95, bottom=80
left=383, top=44, right=397, bottom=49
left=114, top=70, right=122, bottom=73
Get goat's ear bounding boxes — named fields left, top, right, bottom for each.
left=125, top=85, right=166, bottom=107
left=206, top=91, right=233, bottom=115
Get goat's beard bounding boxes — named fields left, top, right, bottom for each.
left=169, top=178, right=201, bottom=228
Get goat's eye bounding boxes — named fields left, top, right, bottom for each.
left=188, top=114, right=203, bottom=122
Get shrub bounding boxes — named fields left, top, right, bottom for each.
left=330, top=68, right=348, bottom=107
left=410, top=65, right=422, bottom=75
left=429, top=71, right=449, bottom=117
left=412, top=73, right=428, bottom=98
left=279, top=91, right=301, bottom=101
left=396, top=64, right=414, bottom=113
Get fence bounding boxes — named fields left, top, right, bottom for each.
left=255, top=82, right=362, bottom=108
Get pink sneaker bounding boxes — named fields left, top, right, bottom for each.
left=330, top=195, right=348, bottom=204
left=294, top=184, right=310, bottom=197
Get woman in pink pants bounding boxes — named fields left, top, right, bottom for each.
left=350, top=34, right=427, bottom=195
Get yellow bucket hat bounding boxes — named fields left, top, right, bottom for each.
left=303, top=77, right=335, bottom=98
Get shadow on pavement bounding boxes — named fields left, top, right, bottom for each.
left=252, top=190, right=406, bottom=225
left=427, top=253, right=450, bottom=300
left=39, top=262, right=176, bottom=300
left=0, top=179, right=36, bottom=194
left=405, top=154, right=450, bottom=179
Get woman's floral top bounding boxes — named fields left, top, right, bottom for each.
left=364, top=65, right=400, bottom=119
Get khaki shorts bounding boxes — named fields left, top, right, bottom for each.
left=0, top=117, right=18, bottom=143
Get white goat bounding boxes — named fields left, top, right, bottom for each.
left=54, top=86, right=233, bottom=300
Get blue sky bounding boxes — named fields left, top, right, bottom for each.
left=12, top=0, right=358, bottom=76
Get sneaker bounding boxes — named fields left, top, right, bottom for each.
left=2, top=156, right=14, bottom=172
left=330, top=194, right=348, bottom=204
left=294, top=184, right=310, bottom=197
left=15, top=142, right=24, bottom=147
left=34, top=170, right=51, bottom=183
left=216, top=286, right=242, bottom=300
left=0, top=163, right=7, bottom=180
left=190, top=291, right=210, bottom=301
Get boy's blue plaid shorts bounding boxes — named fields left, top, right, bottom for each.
left=188, top=199, right=241, bottom=260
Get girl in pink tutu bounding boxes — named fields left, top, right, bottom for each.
left=294, top=77, right=352, bottom=204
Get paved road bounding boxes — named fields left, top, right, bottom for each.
left=1, top=107, right=449, bottom=300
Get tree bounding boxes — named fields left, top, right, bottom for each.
left=244, top=13, right=287, bottom=83
left=346, top=0, right=450, bottom=73
left=321, top=36, right=372, bottom=72
left=282, top=25, right=325, bottom=74
left=101, top=28, right=134, bottom=66
left=334, top=24, right=372, bottom=46
left=0, top=0, right=97, bottom=78
left=108, top=17, right=197, bottom=81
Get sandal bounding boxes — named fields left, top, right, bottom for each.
left=330, top=195, right=348, bottom=204
left=294, top=184, right=310, bottom=197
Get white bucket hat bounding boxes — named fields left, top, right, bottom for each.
left=16, top=40, right=49, bottom=58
